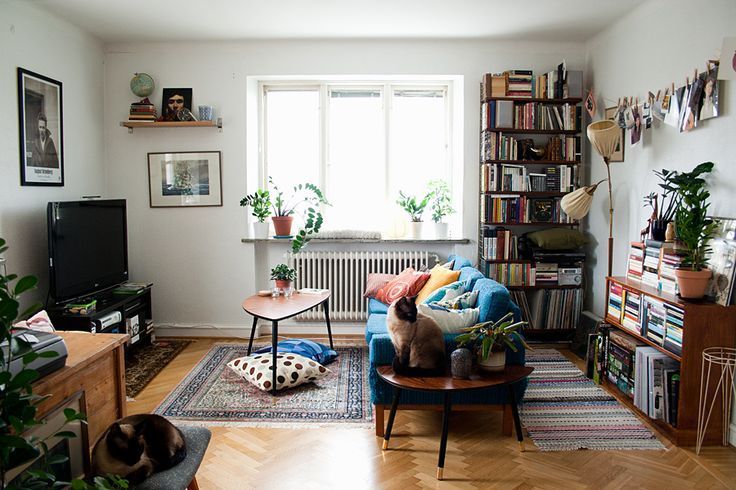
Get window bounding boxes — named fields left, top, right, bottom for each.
left=260, top=80, right=456, bottom=235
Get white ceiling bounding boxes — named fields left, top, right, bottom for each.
left=31, top=0, right=643, bottom=43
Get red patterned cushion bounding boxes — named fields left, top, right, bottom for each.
left=375, top=268, right=431, bottom=305
left=363, top=273, right=397, bottom=299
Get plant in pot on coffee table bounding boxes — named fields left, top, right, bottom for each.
left=271, top=264, right=296, bottom=291
left=455, top=312, right=528, bottom=372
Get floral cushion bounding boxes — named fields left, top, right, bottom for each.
left=422, top=280, right=466, bottom=304
left=227, top=352, right=330, bottom=391
left=432, top=290, right=479, bottom=310
left=375, top=268, right=431, bottom=304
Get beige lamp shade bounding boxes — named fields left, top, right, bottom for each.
left=560, top=180, right=604, bottom=220
left=587, top=120, right=621, bottom=160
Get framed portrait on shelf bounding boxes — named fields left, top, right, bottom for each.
left=161, top=87, right=194, bottom=121
left=17, top=68, right=64, bottom=186
left=147, top=151, right=222, bottom=208
left=604, top=106, right=624, bottom=162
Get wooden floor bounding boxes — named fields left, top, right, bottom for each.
left=127, top=336, right=736, bottom=489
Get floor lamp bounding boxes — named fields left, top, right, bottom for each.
left=560, top=119, right=621, bottom=277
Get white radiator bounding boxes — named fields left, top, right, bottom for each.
left=288, top=251, right=438, bottom=322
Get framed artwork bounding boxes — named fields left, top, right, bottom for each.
left=161, top=87, right=194, bottom=121
left=17, top=68, right=64, bottom=186
left=604, top=106, right=624, bottom=162
left=148, top=151, right=222, bottom=207
left=707, top=217, right=736, bottom=306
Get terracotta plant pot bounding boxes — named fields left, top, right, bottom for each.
left=271, top=216, right=294, bottom=237
left=477, top=349, right=506, bottom=372
left=275, top=279, right=292, bottom=290
left=675, top=268, right=712, bottom=299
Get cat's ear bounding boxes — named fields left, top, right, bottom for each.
left=407, top=295, right=418, bottom=304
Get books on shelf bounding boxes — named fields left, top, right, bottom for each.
left=480, top=164, right=577, bottom=192
left=634, top=346, right=680, bottom=423
left=626, top=242, right=644, bottom=281
left=480, top=195, right=572, bottom=224
left=483, top=263, right=535, bottom=287
left=129, top=98, right=156, bottom=121
left=481, top=228, right=519, bottom=260
left=621, top=289, right=641, bottom=334
left=480, top=100, right=580, bottom=131
left=483, top=68, right=581, bottom=100
left=607, top=329, right=644, bottom=398
left=607, top=281, right=623, bottom=322
left=481, top=132, right=579, bottom=162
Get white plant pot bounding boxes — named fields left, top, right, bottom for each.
left=407, top=221, right=424, bottom=239
left=252, top=221, right=270, bottom=239
left=433, top=222, right=449, bottom=239
left=477, top=350, right=506, bottom=372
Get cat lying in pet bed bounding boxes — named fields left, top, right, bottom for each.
left=91, top=414, right=186, bottom=484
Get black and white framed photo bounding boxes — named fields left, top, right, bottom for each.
left=17, top=68, right=64, bottom=186
left=147, top=151, right=222, bottom=207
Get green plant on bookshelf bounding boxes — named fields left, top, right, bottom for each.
left=669, top=162, right=719, bottom=298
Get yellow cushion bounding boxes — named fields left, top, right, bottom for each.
left=415, top=264, right=461, bottom=304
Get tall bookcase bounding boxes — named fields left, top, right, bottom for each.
left=479, top=79, right=584, bottom=341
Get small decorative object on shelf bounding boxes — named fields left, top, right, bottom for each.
left=161, top=87, right=193, bottom=121
left=130, top=72, right=155, bottom=97
left=450, top=348, right=473, bottom=379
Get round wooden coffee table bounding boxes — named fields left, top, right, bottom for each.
left=377, top=364, right=534, bottom=480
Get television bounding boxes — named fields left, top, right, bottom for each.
left=47, top=199, right=128, bottom=303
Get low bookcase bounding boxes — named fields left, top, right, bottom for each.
left=604, top=276, right=736, bottom=446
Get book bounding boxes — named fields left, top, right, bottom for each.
left=298, top=288, right=329, bottom=295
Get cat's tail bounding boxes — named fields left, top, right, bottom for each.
left=168, top=445, right=187, bottom=469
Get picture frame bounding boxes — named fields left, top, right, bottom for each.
left=604, top=106, right=625, bottom=162
left=161, top=87, right=194, bottom=121
left=17, top=68, right=64, bottom=186
left=707, top=217, right=736, bottom=306
left=147, top=151, right=223, bottom=208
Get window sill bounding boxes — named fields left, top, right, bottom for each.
left=240, top=237, right=471, bottom=245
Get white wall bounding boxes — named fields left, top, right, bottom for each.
left=584, top=0, right=736, bottom=314
left=104, top=39, right=586, bottom=330
left=0, top=1, right=105, bottom=306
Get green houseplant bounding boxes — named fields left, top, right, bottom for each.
left=270, top=264, right=296, bottom=290
left=643, top=168, right=681, bottom=241
left=455, top=312, right=528, bottom=372
left=268, top=178, right=329, bottom=253
left=427, top=180, right=455, bottom=239
left=397, top=191, right=430, bottom=239
left=240, top=189, right=271, bottom=239
left=669, top=162, right=719, bottom=298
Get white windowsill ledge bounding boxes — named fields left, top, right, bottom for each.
left=240, top=237, right=471, bottom=245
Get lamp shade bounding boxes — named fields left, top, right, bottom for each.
left=587, top=120, right=620, bottom=160
left=560, top=182, right=602, bottom=220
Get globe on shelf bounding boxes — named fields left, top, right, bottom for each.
left=130, top=73, right=154, bottom=97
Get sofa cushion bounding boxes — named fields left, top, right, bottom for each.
left=458, top=267, right=484, bottom=290
left=422, top=280, right=466, bottom=304
left=448, top=254, right=472, bottom=270
left=473, top=278, right=511, bottom=323
left=416, top=264, right=461, bottom=304
left=375, top=268, right=431, bottom=304
left=417, top=304, right=479, bottom=333
left=368, top=298, right=388, bottom=315
left=365, top=313, right=388, bottom=344
left=363, top=273, right=396, bottom=299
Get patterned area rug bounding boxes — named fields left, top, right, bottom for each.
left=125, top=339, right=191, bottom=397
left=154, top=343, right=372, bottom=427
left=520, top=349, right=665, bottom=451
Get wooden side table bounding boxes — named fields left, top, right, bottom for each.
left=377, top=365, right=534, bottom=480
left=242, top=291, right=333, bottom=394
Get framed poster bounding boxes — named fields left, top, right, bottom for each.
left=17, top=68, right=64, bottom=186
left=604, top=106, right=624, bottom=162
left=147, top=151, right=222, bottom=207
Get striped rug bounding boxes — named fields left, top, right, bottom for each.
left=520, top=349, right=665, bottom=451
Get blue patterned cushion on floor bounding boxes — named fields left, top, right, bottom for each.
left=254, top=338, right=338, bottom=365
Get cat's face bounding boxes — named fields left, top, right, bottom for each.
left=106, top=423, right=145, bottom=466
left=393, top=296, right=418, bottom=323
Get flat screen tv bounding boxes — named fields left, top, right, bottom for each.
left=47, top=199, right=128, bottom=303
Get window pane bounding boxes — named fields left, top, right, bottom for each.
left=389, top=89, right=449, bottom=202
left=325, top=88, right=385, bottom=231
left=264, top=89, right=320, bottom=191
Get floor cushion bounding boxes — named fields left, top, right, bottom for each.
left=227, top=352, right=329, bottom=391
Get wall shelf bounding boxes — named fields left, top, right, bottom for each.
left=120, top=118, right=223, bottom=133
left=483, top=159, right=581, bottom=165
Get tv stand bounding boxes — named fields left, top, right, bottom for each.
left=48, top=285, right=154, bottom=347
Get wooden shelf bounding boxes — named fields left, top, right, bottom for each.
left=482, top=222, right=579, bottom=227
left=480, top=259, right=533, bottom=264
left=482, top=128, right=579, bottom=135
left=604, top=315, right=682, bottom=362
left=508, top=284, right=582, bottom=290
left=601, top=378, right=678, bottom=442
left=483, top=97, right=583, bottom=104
left=607, top=276, right=686, bottom=307
left=483, top=191, right=568, bottom=197
left=483, top=159, right=581, bottom=165
left=120, top=118, right=223, bottom=132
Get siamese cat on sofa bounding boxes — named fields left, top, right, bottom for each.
left=387, top=296, right=446, bottom=376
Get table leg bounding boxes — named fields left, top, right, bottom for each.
left=271, top=320, right=278, bottom=395
left=247, top=316, right=258, bottom=355
left=508, top=384, right=524, bottom=451
left=383, top=387, right=402, bottom=450
left=323, top=299, right=334, bottom=349
left=437, top=392, right=452, bottom=480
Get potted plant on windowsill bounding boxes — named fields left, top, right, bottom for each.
left=455, top=312, right=528, bottom=372
left=271, top=263, right=296, bottom=290
left=428, top=179, right=455, bottom=239
left=240, top=188, right=271, bottom=239
left=269, top=178, right=329, bottom=253
left=669, top=162, right=719, bottom=298
left=397, top=191, right=430, bottom=239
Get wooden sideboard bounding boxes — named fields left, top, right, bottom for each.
left=32, top=331, right=128, bottom=448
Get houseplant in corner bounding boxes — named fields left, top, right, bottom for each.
left=427, top=179, right=455, bottom=239
left=397, top=190, right=430, bottom=239
left=240, top=188, right=271, bottom=239
left=670, top=162, right=719, bottom=298
left=455, top=312, right=528, bottom=372
left=270, top=264, right=296, bottom=291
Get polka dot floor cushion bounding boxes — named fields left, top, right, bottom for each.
left=227, top=352, right=330, bottom=392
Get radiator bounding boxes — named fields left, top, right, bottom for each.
left=288, top=251, right=439, bottom=322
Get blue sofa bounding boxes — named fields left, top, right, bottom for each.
left=366, top=255, right=528, bottom=436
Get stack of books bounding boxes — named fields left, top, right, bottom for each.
left=481, top=228, right=519, bottom=260
left=505, top=70, right=533, bottom=98
left=634, top=346, right=680, bottom=425
left=129, top=98, right=156, bottom=121
left=642, top=295, right=667, bottom=344
left=642, top=243, right=661, bottom=288
left=481, top=73, right=507, bottom=99
left=545, top=135, right=580, bottom=161
left=621, top=290, right=641, bottom=334
left=626, top=242, right=645, bottom=281
left=659, top=250, right=683, bottom=294
left=607, top=281, right=624, bottom=321
left=663, top=304, right=684, bottom=356
left=607, top=330, right=643, bottom=398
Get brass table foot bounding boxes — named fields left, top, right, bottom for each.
left=437, top=467, right=444, bottom=480
left=382, top=440, right=388, bottom=450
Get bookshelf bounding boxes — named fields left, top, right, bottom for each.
left=604, top=276, right=736, bottom=446
left=479, top=71, right=584, bottom=340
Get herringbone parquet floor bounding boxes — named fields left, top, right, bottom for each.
left=127, top=337, right=736, bottom=489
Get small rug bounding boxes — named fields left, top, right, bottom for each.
left=520, top=349, right=665, bottom=451
left=154, top=343, right=372, bottom=427
left=125, top=339, right=191, bottom=397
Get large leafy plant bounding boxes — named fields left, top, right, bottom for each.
left=268, top=178, right=329, bottom=253
left=427, top=180, right=455, bottom=223
left=0, top=238, right=126, bottom=489
left=397, top=191, right=430, bottom=222
left=239, top=189, right=271, bottom=223
left=670, top=162, right=719, bottom=270
left=455, top=312, right=529, bottom=360
left=643, top=168, right=681, bottom=222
